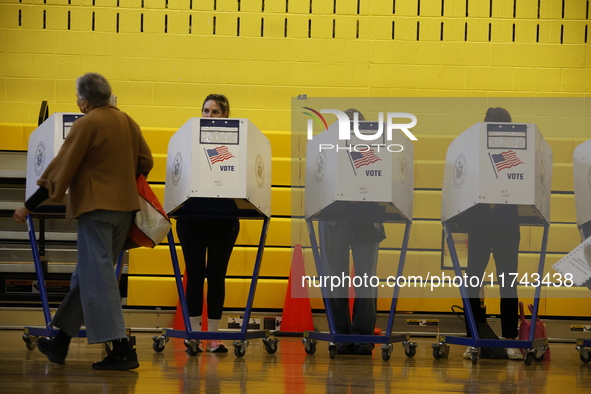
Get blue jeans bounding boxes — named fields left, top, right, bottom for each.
left=51, top=209, right=133, bottom=344
left=318, top=221, right=379, bottom=336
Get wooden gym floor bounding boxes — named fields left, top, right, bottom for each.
left=1, top=329, right=591, bottom=394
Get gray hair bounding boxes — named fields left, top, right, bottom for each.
left=76, top=73, right=112, bottom=107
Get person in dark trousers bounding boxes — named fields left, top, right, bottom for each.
left=175, top=94, right=239, bottom=353
left=318, top=109, right=385, bottom=356
left=463, top=107, right=523, bottom=360
left=13, top=73, right=153, bottom=370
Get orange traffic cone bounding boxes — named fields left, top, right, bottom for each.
left=274, top=244, right=315, bottom=337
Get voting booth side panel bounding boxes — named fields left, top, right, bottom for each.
left=573, top=140, right=591, bottom=228
left=305, top=131, right=338, bottom=219
left=164, top=120, right=194, bottom=215
left=391, top=132, right=414, bottom=221
left=534, top=130, right=553, bottom=225
left=245, top=122, right=272, bottom=218
left=441, top=125, right=481, bottom=223
left=25, top=113, right=83, bottom=201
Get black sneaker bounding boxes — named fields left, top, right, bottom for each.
left=37, top=337, right=68, bottom=365
left=336, top=343, right=355, bottom=355
left=354, top=344, right=373, bottom=355
left=92, top=348, right=140, bottom=370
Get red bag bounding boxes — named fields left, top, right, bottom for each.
left=518, top=301, right=551, bottom=360
left=126, top=174, right=171, bottom=249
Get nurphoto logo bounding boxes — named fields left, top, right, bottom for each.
left=302, top=107, right=418, bottom=153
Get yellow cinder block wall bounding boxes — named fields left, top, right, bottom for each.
left=1, top=0, right=590, bottom=316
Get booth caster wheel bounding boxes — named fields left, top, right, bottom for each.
left=302, top=338, right=317, bottom=355
left=381, top=344, right=393, bottom=361
left=431, top=343, right=449, bottom=360
left=470, top=349, right=479, bottom=365
left=328, top=343, right=337, bottom=359
left=22, top=334, right=37, bottom=350
left=184, top=339, right=202, bottom=356
left=152, top=335, right=169, bottom=353
left=263, top=338, right=278, bottom=354
left=402, top=341, right=417, bottom=358
left=233, top=341, right=249, bottom=357
left=576, top=346, right=591, bottom=363
left=524, top=351, right=535, bottom=365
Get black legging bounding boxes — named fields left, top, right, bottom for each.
left=176, top=218, right=240, bottom=319
left=465, top=224, right=520, bottom=339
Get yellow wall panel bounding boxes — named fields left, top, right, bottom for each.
left=149, top=153, right=167, bottom=183
left=415, top=160, right=444, bottom=189
left=252, top=279, right=287, bottom=308
left=127, top=276, right=248, bottom=307
left=0, top=123, right=26, bottom=150
left=413, top=190, right=441, bottom=219
left=272, top=157, right=295, bottom=186
left=422, top=296, right=463, bottom=313
left=127, top=276, right=180, bottom=306
left=545, top=289, right=591, bottom=317
left=484, top=286, right=547, bottom=315
left=128, top=245, right=185, bottom=275
left=530, top=223, right=580, bottom=254
left=552, top=164, right=574, bottom=191
left=550, top=194, right=576, bottom=224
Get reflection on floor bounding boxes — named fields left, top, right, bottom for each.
left=1, top=330, right=591, bottom=393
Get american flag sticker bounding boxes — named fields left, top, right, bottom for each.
left=489, top=150, right=524, bottom=177
left=206, top=146, right=235, bottom=165
left=349, top=150, right=381, bottom=169
left=348, top=149, right=381, bottom=175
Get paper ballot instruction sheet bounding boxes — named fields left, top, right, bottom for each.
left=553, top=236, right=591, bottom=286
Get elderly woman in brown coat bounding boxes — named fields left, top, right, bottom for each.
left=13, top=73, right=153, bottom=370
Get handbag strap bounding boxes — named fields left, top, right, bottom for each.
left=519, top=301, right=526, bottom=321
left=451, top=305, right=466, bottom=323
left=527, top=303, right=541, bottom=322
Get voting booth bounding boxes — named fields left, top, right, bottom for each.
left=433, top=122, right=552, bottom=365
left=164, top=117, right=271, bottom=219
left=305, top=120, right=413, bottom=222
left=573, top=140, right=591, bottom=239
left=25, top=112, right=83, bottom=208
left=302, top=120, right=417, bottom=361
left=154, top=117, right=277, bottom=357
left=441, top=122, right=552, bottom=226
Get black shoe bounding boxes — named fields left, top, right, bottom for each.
left=92, top=348, right=140, bottom=370
left=354, top=344, right=373, bottom=355
left=37, top=337, right=68, bottom=365
left=336, top=343, right=355, bottom=355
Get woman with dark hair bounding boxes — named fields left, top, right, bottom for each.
left=13, top=72, right=153, bottom=370
left=175, top=93, right=238, bottom=353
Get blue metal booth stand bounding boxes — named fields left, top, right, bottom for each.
left=302, top=206, right=417, bottom=361
left=150, top=117, right=277, bottom=358
left=431, top=121, right=552, bottom=365
left=150, top=203, right=278, bottom=357
left=301, top=119, right=417, bottom=361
